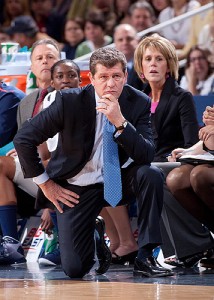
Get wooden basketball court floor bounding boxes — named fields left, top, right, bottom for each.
left=0, top=256, right=214, bottom=300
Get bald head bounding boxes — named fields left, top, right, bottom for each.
left=113, top=24, right=139, bottom=62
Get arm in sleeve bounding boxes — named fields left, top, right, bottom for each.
left=115, top=96, right=155, bottom=164
left=179, top=91, right=199, bottom=147
left=14, top=91, right=64, bottom=178
left=0, top=93, right=20, bottom=147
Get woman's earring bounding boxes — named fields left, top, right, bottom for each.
left=140, top=73, right=145, bottom=79
left=166, top=72, right=170, bottom=79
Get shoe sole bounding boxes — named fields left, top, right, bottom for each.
left=133, top=270, right=174, bottom=278
left=11, top=261, right=27, bottom=267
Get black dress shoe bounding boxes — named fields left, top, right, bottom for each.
left=200, top=257, right=214, bottom=269
left=112, top=251, right=138, bottom=265
left=181, top=248, right=214, bottom=268
left=164, top=256, right=185, bottom=268
left=133, top=257, right=174, bottom=278
left=95, top=216, right=112, bottom=275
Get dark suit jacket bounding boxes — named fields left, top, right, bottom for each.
left=14, top=84, right=155, bottom=180
left=143, top=77, right=199, bottom=161
left=0, top=82, right=25, bottom=147
left=127, top=66, right=145, bottom=91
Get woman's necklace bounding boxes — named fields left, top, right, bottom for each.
left=170, top=3, right=189, bottom=33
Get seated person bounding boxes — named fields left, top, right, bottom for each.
left=75, top=10, right=112, bottom=58
left=180, top=46, right=214, bottom=95
left=167, top=105, right=214, bottom=268
left=0, top=58, right=81, bottom=266
left=104, top=34, right=213, bottom=268
left=0, top=81, right=25, bottom=156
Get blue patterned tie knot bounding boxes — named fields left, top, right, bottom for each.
left=103, top=119, right=122, bottom=207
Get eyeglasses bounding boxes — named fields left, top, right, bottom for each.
left=189, top=56, right=206, bottom=63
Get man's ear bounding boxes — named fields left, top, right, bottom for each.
left=88, top=72, right=93, bottom=84
left=124, top=70, right=128, bottom=84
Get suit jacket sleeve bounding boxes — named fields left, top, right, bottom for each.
left=178, top=91, right=199, bottom=148
left=14, top=91, right=64, bottom=178
left=116, top=86, right=155, bottom=164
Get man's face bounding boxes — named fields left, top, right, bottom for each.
left=114, top=27, right=138, bottom=61
left=51, top=63, right=81, bottom=90
left=131, top=8, right=153, bottom=32
left=89, top=63, right=127, bottom=99
left=31, top=44, right=59, bottom=85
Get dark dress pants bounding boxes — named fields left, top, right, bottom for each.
left=56, top=164, right=164, bottom=278
left=161, top=184, right=214, bottom=259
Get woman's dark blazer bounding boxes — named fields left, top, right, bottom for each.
left=144, top=76, right=199, bottom=162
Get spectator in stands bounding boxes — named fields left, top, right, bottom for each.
left=113, top=23, right=145, bottom=90
left=129, top=1, right=156, bottom=33
left=91, top=0, right=117, bottom=36
left=75, top=10, right=112, bottom=58
left=180, top=46, right=214, bottom=95
left=66, top=0, right=93, bottom=20
left=67, top=0, right=116, bottom=37
left=158, top=0, right=200, bottom=50
left=4, top=15, right=50, bottom=49
left=0, top=82, right=25, bottom=156
left=113, top=0, right=136, bottom=25
left=150, top=0, right=170, bottom=18
left=52, top=0, right=71, bottom=20
left=198, top=9, right=214, bottom=68
left=29, top=0, right=64, bottom=43
left=0, top=27, right=10, bottom=45
left=0, top=38, right=60, bottom=265
left=166, top=105, right=214, bottom=268
left=177, top=0, right=213, bottom=60
left=1, top=0, right=30, bottom=27
left=61, top=18, right=85, bottom=60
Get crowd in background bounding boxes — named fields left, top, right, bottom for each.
left=0, top=0, right=213, bottom=63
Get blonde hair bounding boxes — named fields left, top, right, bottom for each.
left=134, top=34, right=179, bottom=81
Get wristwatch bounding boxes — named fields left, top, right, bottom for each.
left=115, top=120, right=128, bottom=130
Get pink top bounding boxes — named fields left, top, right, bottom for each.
left=151, top=101, right=159, bottom=114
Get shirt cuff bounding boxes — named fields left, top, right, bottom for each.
left=114, top=131, right=121, bottom=138
left=33, top=171, right=49, bottom=185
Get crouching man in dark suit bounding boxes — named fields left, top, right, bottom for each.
left=14, top=47, right=173, bottom=279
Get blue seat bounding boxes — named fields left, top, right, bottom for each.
left=193, top=95, right=214, bottom=127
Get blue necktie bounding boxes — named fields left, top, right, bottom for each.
left=103, top=119, right=122, bottom=207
